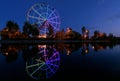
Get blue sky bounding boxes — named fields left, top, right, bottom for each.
left=0, top=0, right=120, bottom=36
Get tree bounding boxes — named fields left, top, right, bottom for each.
left=102, top=33, right=107, bottom=39
left=72, top=31, right=81, bottom=39
left=31, top=27, right=39, bottom=37
left=82, top=26, right=86, bottom=34
left=93, top=30, right=100, bottom=39
left=23, top=22, right=33, bottom=36
left=6, top=20, right=19, bottom=32
left=108, top=33, right=114, bottom=40
left=48, top=24, right=54, bottom=38
left=55, top=29, right=65, bottom=40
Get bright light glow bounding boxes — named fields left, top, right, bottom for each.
left=67, top=50, right=71, bottom=55
left=38, top=45, right=46, bottom=48
left=92, top=46, right=95, bottom=49
left=38, top=34, right=47, bottom=38
left=5, top=52, right=8, bottom=55
left=85, top=49, right=89, bottom=53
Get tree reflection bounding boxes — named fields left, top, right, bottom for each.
left=55, top=43, right=82, bottom=55
left=91, top=42, right=115, bottom=52
left=22, top=45, right=39, bottom=61
left=0, top=42, right=117, bottom=59
left=0, top=44, right=20, bottom=63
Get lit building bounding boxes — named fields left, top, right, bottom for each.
left=82, top=29, right=89, bottom=39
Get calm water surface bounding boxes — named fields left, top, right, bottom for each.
left=0, top=43, right=120, bottom=81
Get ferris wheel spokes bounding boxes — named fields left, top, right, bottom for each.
left=48, top=16, right=59, bottom=21
left=28, top=15, right=44, bottom=21
left=47, top=9, right=56, bottom=19
left=27, top=2, right=60, bottom=37
left=26, top=62, right=44, bottom=69
left=30, top=63, right=45, bottom=76
left=31, top=6, right=45, bottom=19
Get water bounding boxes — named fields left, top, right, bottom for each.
left=0, top=43, right=120, bottom=81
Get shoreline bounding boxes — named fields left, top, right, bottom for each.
left=0, top=39, right=120, bottom=44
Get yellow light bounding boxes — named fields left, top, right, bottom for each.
left=67, top=50, right=70, bottom=55
left=5, top=52, right=8, bottom=55
left=38, top=45, right=46, bottom=48
left=84, top=34, right=87, bottom=38
left=38, top=34, right=47, bottom=38
left=85, top=49, right=88, bottom=53
left=92, top=46, right=95, bottom=49
left=85, top=30, right=88, bottom=33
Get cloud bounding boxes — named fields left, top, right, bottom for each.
left=107, top=13, right=120, bottom=21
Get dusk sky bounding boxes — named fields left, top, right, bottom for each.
left=0, top=0, right=120, bottom=36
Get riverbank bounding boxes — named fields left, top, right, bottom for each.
left=0, top=38, right=120, bottom=44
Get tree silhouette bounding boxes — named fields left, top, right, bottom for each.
left=48, top=24, right=54, bottom=38
left=82, top=26, right=86, bottom=34
left=55, top=29, right=65, bottom=40
left=23, top=22, right=33, bottom=36
left=93, top=30, right=100, bottom=39
left=108, top=33, right=114, bottom=40
left=31, top=27, right=39, bottom=37
left=6, top=20, right=19, bottom=32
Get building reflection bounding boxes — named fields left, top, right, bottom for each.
left=81, top=43, right=89, bottom=55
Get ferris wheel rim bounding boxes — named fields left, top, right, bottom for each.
left=26, top=2, right=61, bottom=34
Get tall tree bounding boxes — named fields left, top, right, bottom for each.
left=23, top=22, right=33, bottom=36
left=48, top=24, right=54, bottom=38
left=94, top=30, right=100, bottom=38
left=6, top=20, right=19, bottom=32
left=108, top=33, right=114, bottom=38
left=82, top=26, right=86, bottom=34
left=32, top=27, right=39, bottom=37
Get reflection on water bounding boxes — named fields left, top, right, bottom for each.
left=26, top=45, right=60, bottom=80
left=0, top=42, right=119, bottom=80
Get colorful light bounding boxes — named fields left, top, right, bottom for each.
left=26, top=46, right=60, bottom=80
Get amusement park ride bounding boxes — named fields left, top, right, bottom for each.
left=27, top=2, right=61, bottom=38
left=25, top=2, right=61, bottom=80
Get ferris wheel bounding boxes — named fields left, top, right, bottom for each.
left=27, top=3, right=61, bottom=35
left=26, top=45, right=60, bottom=80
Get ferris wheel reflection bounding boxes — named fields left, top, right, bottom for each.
left=26, top=45, right=60, bottom=80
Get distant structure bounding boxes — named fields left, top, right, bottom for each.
left=82, top=26, right=89, bottom=39
left=27, top=2, right=61, bottom=38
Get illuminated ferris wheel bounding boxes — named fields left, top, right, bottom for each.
left=27, top=3, right=61, bottom=36
left=26, top=45, right=60, bottom=80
